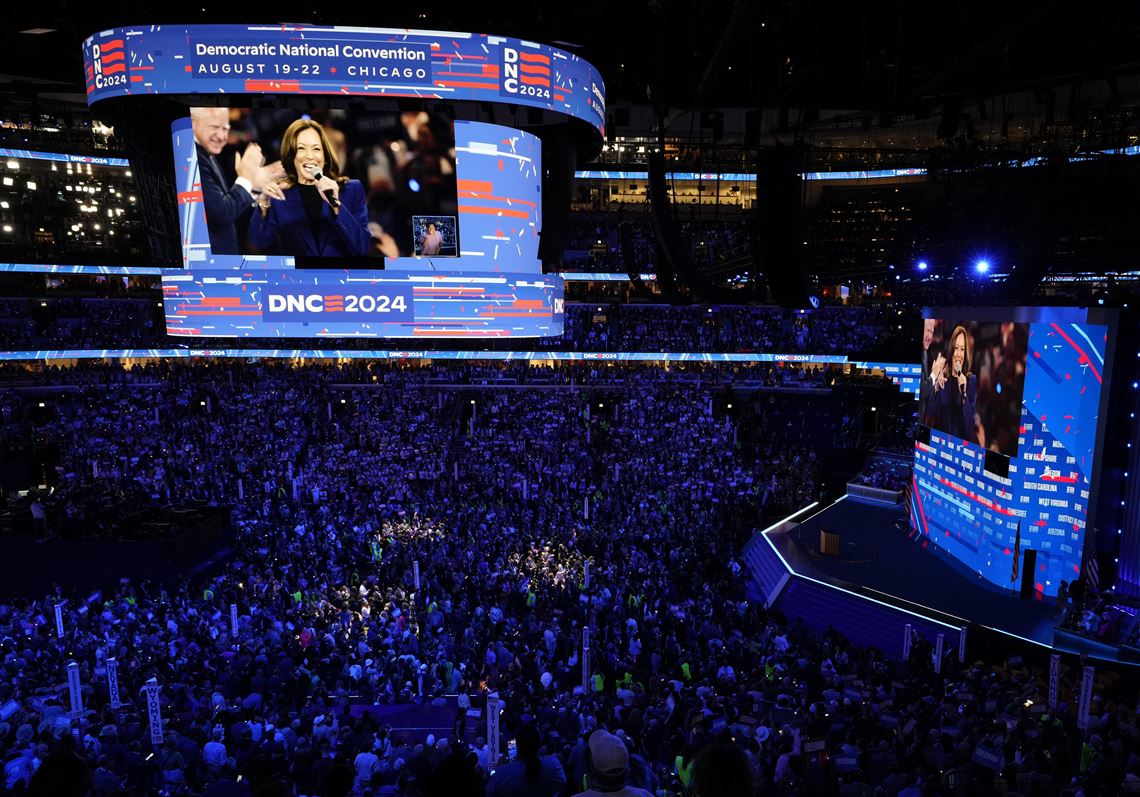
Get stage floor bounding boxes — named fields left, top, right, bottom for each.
left=770, top=496, right=1061, bottom=646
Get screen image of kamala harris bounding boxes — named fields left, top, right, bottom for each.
left=191, top=107, right=283, bottom=255
left=932, top=324, right=979, bottom=442
left=248, top=119, right=372, bottom=257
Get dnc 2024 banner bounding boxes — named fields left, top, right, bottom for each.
left=83, top=25, right=605, bottom=137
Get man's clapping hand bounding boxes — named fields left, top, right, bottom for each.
left=931, top=352, right=947, bottom=390
left=234, top=142, right=264, bottom=182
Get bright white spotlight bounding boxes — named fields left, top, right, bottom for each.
left=975, top=259, right=990, bottom=274
left=917, top=261, right=928, bottom=270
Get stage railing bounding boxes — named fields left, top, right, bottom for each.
left=846, top=482, right=903, bottom=504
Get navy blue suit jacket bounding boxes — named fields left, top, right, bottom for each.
left=197, top=143, right=252, bottom=255
left=248, top=179, right=371, bottom=258
left=934, top=372, right=978, bottom=442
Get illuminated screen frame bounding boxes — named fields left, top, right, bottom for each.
left=165, top=113, right=557, bottom=338
left=175, top=115, right=542, bottom=272
left=910, top=306, right=1117, bottom=597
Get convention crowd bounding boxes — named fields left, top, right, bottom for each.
left=0, top=361, right=1135, bottom=797
left=0, top=298, right=916, bottom=360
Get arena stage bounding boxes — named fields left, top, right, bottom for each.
left=745, top=495, right=1074, bottom=661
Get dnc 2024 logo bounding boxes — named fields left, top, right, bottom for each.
left=87, top=37, right=128, bottom=90
left=499, top=41, right=552, bottom=101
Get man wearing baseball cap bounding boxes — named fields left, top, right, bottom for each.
left=571, top=729, right=653, bottom=797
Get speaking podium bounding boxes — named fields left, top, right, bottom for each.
left=820, top=528, right=841, bottom=557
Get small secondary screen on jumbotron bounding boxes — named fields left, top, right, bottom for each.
left=911, top=317, right=1107, bottom=596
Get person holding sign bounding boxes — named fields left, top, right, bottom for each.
left=249, top=119, right=371, bottom=258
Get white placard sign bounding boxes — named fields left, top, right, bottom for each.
left=1077, top=665, right=1095, bottom=731
left=145, top=677, right=164, bottom=745
left=486, top=696, right=501, bottom=767
left=1048, top=654, right=1060, bottom=710
left=582, top=626, right=591, bottom=691
left=66, top=661, right=83, bottom=717
left=106, top=657, right=121, bottom=710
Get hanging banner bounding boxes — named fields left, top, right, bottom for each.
left=1077, top=665, right=1094, bottom=731
left=413, top=560, right=421, bottom=592
left=902, top=623, right=913, bottom=659
left=66, top=661, right=83, bottom=718
left=486, top=696, right=501, bottom=768
left=55, top=603, right=65, bottom=637
left=106, top=657, right=121, bottom=710
left=145, top=677, right=164, bottom=745
left=958, top=626, right=967, bottom=663
left=934, top=634, right=944, bottom=674
left=584, top=560, right=591, bottom=590
left=230, top=604, right=239, bottom=638
left=1048, top=654, right=1061, bottom=710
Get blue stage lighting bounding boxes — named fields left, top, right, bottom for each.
left=917, top=261, right=928, bottom=271
left=975, top=259, right=990, bottom=274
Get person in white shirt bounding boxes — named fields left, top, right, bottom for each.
left=353, top=747, right=381, bottom=792
left=202, top=727, right=227, bottom=773
left=472, top=736, right=490, bottom=774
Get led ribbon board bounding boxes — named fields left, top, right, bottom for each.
left=83, top=25, right=605, bottom=138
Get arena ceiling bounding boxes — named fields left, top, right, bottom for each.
left=2, top=1, right=1139, bottom=116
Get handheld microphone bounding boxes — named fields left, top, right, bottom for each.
left=303, top=164, right=340, bottom=208
left=955, top=363, right=965, bottom=398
